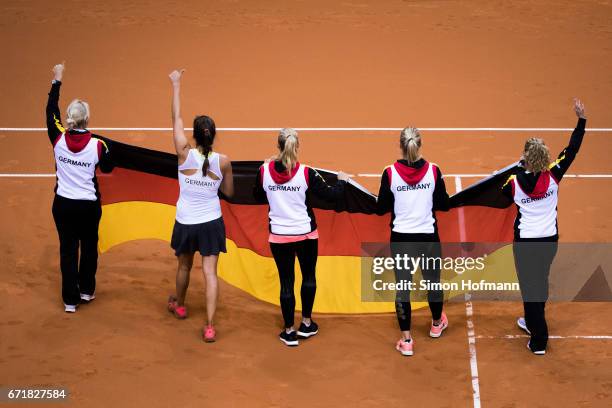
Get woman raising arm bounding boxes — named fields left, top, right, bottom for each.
left=166, top=69, right=233, bottom=342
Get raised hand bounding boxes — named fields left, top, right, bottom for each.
left=573, top=98, right=586, bottom=119
left=169, top=69, right=185, bottom=85
left=52, top=62, right=65, bottom=82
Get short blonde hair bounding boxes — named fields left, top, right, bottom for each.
left=400, top=127, right=421, bottom=163
left=277, top=128, right=299, bottom=172
left=66, top=99, right=90, bottom=129
left=523, top=137, right=551, bottom=173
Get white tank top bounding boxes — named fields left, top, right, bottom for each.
left=262, top=163, right=311, bottom=235
left=54, top=133, right=100, bottom=201
left=175, top=150, right=223, bottom=225
left=512, top=174, right=559, bottom=238
left=389, top=163, right=437, bottom=234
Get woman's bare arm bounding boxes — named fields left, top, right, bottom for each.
left=219, top=154, right=234, bottom=198
left=169, top=69, right=190, bottom=163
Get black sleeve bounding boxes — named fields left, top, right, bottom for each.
left=95, top=138, right=115, bottom=174
left=307, top=168, right=346, bottom=202
left=433, top=166, right=450, bottom=211
left=550, top=118, right=586, bottom=182
left=46, top=81, right=64, bottom=144
left=375, top=169, right=393, bottom=215
left=253, top=167, right=268, bottom=203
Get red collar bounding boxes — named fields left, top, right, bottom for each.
left=64, top=130, right=92, bottom=153
left=393, top=161, right=430, bottom=185
left=269, top=161, right=300, bottom=184
left=524, top=171, right=551, bottom=198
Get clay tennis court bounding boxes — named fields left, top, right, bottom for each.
left=1, top=1, right=611, bottom=407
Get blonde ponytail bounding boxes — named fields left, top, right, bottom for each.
left=66, top=99, right=90, bottom=129
left=523, top=137, right=551, bottom=173
left=400, top=127, right=422, bottom=163
left=277, top=128, right=299, bottom=173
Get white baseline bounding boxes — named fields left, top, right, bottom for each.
left=1, top=127, right=612, bottom=132
left=2, top=173, right=612, bottom=179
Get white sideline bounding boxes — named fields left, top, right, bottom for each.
left=0, top=174, right=56, bottom=177
left=356, top=173, right=612, bottom=178
left=1, top=127, right=612, bottom=132
left=2, top=173, right=612, bottom=179
left=476, top=335, right=612, bottom=340
left=455, top=177, right=481, bottom=408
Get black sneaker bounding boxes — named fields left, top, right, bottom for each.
left=279, top=330, right=299, bottom=347
left=527, top=340, right=546, bottom=355
left=297, top=321, right=319, bottom=339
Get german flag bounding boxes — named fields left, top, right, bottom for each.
left=447, top=162, right=518, bottom=242
left=96, top=137, right=517, bottom=313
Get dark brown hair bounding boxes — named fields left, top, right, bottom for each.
left=193, top=115, right=216, bottom=174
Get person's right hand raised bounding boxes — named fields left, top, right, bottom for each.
left=573, top=97, right=586, bottom=119
left=169, top=69, right=185, bottom=85
left=52, top=62, right=65, bottom=82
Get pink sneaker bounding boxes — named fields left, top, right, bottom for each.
left=395, top=338, right=414, bottom=356
left=167, top=296, right=187, bottom=319
left=203, top=324, right=216, bottom=343
left=429, top=312, right=448, bottom=338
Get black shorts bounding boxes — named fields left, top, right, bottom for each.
left=170, top=217, right=227, bottom=256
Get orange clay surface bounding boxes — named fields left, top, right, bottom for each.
left=1, top=1, right=611, bottom=407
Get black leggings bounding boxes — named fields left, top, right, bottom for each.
left=270, top=239, right=318, bottom=328
left=52, top=195, right=102, bottom=306
left=513, top=238, right=558, bottom=351
left=391, top=232, right=443, bottom=331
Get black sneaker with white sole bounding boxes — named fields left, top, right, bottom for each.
left=279, top=330, right=299, bottom=347
left=64, top=304, right=77, bottom=313
left=527, top=340, right=546, bottom=355
left=297, top=321, right=319, bottom=339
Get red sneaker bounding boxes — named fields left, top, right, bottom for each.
left=395, top=338, right=414, bottom=356
left=203, top=324, right=216, bottom=343
left=429, top=312, right=448, bottom=338
left=167, top=295, right=187, bottom=319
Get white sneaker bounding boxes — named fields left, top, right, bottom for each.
left=80, top=293, right=96, bottom=303
left=64, top=304, right=77, bottom=313
left=517, top=317, right=531, bottom=334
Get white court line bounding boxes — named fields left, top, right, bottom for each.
left=455, top=177, right=481, bottom=408
left=357, top=173, right=612, bottom=178
left=476, top=335, right=612, bottom=340
left=357, top=173, right=494, bottom=178
left=2, top=173, right=612, bottom=180
left=465, top=301, right=481, bottom=408
left=1, top=127, right=612, bottom=132
left=0, top=174, right=56, bottom=177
